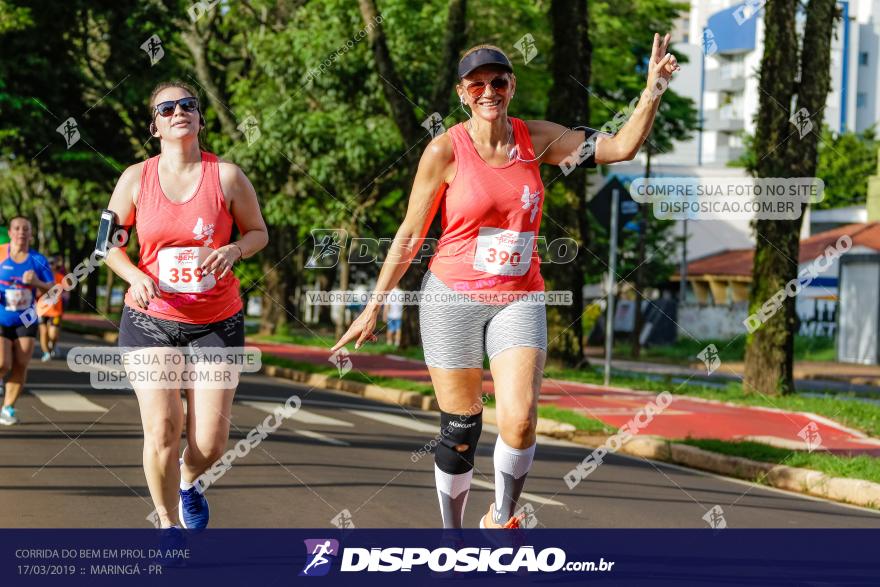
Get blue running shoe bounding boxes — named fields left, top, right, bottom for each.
left=179, top=486, right=209, bottom=529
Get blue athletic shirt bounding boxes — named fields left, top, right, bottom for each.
left=0, top=244, right=53, bottom=327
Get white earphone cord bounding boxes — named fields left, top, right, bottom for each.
left=514, top=126, right=597, bottom=163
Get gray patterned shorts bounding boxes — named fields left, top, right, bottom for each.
left=418, top=271, right=547, bottom=369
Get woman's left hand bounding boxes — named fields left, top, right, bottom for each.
left=645, top=33, right=679, bottom=96
left=200, top=244, right=242, bottom=280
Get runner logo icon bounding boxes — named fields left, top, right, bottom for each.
left=300, top=539, right=339, bottom=576
left=193, top=217, right=215, bottom=246
left=520, top=185, right=541, bottom=222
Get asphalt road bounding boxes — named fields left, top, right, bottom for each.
left=2, top=333, right=879, bottom=529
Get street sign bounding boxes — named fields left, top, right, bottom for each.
left=589, top=176, right=640, bottom=231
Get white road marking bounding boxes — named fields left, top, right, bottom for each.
left=293, top=429, right=350, bottom=446
left=285, top=409, right=354, bottom=428
left=241, top=402, right=353, bottom=428
left=241, top=401, right=350, bottom=446
left=346, top=409, right=437, bottom=434
left=29, top=389, right=107, bottom=413
left=237, top=394, right=430, bottom=415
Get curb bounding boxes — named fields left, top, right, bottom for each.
left=574, top=434, right=880, bottom=511
left=62, top=323, right=880, bottom=511
left=258, top=364, right=577, bottom=438
left=262, top=364, right=440, bottom=412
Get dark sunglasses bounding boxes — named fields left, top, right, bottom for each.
left=463, top=77, right=510, bottom=99
left=154, top=97, right=200, bottom=118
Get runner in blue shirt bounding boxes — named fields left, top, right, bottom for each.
left=0, top=217, right=55, bottom=425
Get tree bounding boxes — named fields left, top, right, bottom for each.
left=0, top=0, right=175, bottom=313
left=815, top=127, right=878, bottom=209
left=541, top=0, right=593, bottom=367
left=743, top=0, right=838, bottom=395
left=356, top=0, right=468, bottom=346
left=733, top=126, right=878, bottom=210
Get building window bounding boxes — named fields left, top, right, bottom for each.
left=860, top=52, right=869, bottom=66
left=857, top=92, right=867, bottom=108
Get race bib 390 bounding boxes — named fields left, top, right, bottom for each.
left=472, top=228, right=533, bottom=277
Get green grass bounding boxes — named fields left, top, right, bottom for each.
left=62, top=315, right=880, bottom=485
left=613, top=335, right=836, bottom=364
left=260, top=354, right=435, bottom=395
left=544, top=364, right=880, bottom=439
left=62, top=315, right=878, bottom=439
left=537, top=404, right=615, bottom=434
left=680, top=438, right=880, bottom=485
left=251, top=330, right=428, bottom=362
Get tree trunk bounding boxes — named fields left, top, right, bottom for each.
left=357, top=0, right=468, bottom=350
left=358, top=0, right=423, bottom=148
left=543, top=0, right=592, bottom=367
left=85, top=267, right=99, bottom=313
left=101, top=268, right=115, bottom=316
left=181, top=19, right=239, bottom=137
left=316, top=269, right=336, bottom=328
left=335, top=244, right=351, bottom=340
left=258, top=225, right=298, bottom=335
left=428, top=0, right=467, bottom=116
left=743, top=0, right=837, bottom=395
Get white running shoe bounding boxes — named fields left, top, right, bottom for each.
left=0, top=406, right=18, bottom=426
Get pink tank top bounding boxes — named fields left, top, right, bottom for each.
left=124, top=151, right=242, bottom=324
left=427, top=118, right=545, bottom=303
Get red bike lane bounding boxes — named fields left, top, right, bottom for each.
left=252, top=341, right=880, bottom=456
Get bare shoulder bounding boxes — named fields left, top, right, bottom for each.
left=216, top=158, right=247, bottom=185
left=423, top=131, right=453, bottom=164
left=119, top=161, right=145, bottom=186
left=419, top=131, right=455, bottom=182
left=215, top=159, right=257, bottom=212
left=116, top=161, right=146, bottom=203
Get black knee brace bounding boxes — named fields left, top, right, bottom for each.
left=434, top=410, right=482, bottom=475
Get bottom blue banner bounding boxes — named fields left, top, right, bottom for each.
left=1, top=529, right=876, bottom=585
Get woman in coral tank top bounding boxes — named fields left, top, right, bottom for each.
left=334, top=36, right=679, bottom=529
left=103, top=81, right=268, bottom=530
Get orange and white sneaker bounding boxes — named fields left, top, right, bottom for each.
left=479, top=504, right=528, bottom=560
left=479, top=503, right=522, bottom=529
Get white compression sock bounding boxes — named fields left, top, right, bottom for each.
left=434, top=464, right=473, bottom=529
left=492, top=436, right=536, bottom=523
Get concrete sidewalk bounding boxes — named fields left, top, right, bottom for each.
left=62, top=313, right=880, bottom=456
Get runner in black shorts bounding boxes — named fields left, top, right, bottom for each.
left=37, top=255, right=66, bottom=362
left=103, top=81, right=268, bottom=530
left=0, top=217, right=55, bottom=426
